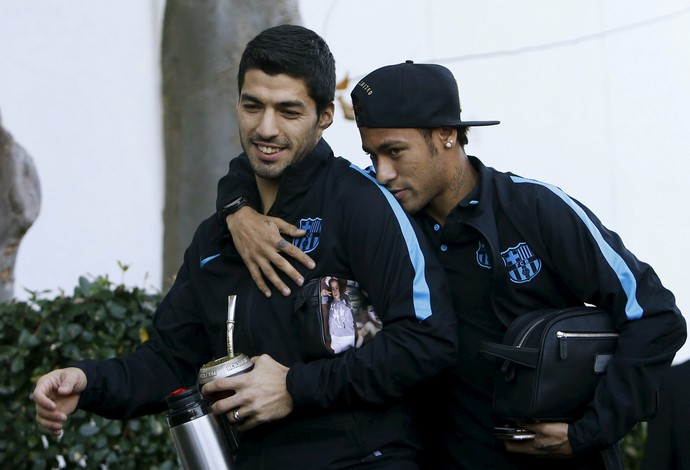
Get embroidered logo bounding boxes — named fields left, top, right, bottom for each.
left=294, top=217, right=322, bottom=253
left=476, top=240, right=492, bottom=269
left=501, top=242, right=542, bottom=283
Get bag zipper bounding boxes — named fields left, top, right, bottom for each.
left=516, top=318, right=546, bottom=347
left=556, top=331, right=618, bottom=359
left=556, top=331, right=619, bottom=339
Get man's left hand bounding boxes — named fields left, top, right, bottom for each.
left=202, top=354, right=293, bottom=431
left=504, top=422, right=573, bottom=458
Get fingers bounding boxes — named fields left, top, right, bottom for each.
left=252, top=239, right=312, bottom=297
left=32, top=388, right=57, bottom=411
left=36, top=408, right=67, bottom=435
left=272, top=219, right=306, bottom=238
left=206, top=355, right=291, bottom=432
left=504, top=422, right=572, bottom=457
left=226, top=209, right=316, bottom=297
left=258, top=252, right=302, bottom=296
left=34, top=383, right=68, bottom=436
left=247, top=255, right=292, bottom=297
left=246, top=262, right=272, bottom=298
left=272, top=219, right=315, bottom=270
left=275, top=237, right=316, bottom=271
left=33, top=368, right=86, bottom=435
left=235, top=412, right=259, bottom=431
left=222, top=407, right=259, bottom=431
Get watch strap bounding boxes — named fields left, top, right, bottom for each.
left=221, top=196, right=249, bottom=219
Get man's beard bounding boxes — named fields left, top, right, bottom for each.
left=252, top=160, right=287, bottom=180
left=241, top=133, right=316, bottom=180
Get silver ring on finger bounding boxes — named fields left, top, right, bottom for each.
left=232, top=409, right=240, bottom=422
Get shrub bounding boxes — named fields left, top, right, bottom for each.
left=0, top=274, right=177, bottom=469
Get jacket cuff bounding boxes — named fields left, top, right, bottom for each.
left=66, top=359, right=103, bottom=412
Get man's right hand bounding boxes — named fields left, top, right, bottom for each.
left=33, top=367, right=87, bottom=435
left=226, top=206, right=315, bottom=297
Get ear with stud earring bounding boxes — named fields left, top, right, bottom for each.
left=445, top=139, right=454, bottom=149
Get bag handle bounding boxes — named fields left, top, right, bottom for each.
left=479, top=341, right=540, bottom=369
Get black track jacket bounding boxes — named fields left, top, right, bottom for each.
left=73, top=139, right=457, bottom=469
left=218, top=153, right=686, bottom=469
left=413, top=156, right=686, bottom=469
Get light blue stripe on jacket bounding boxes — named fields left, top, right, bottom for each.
left=511, top=175, right=643, bottom=319
left=352, top=164, right=433, bottom=321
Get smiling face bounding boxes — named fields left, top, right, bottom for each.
left=329, top=279, right=341, bottom=300
left=237, top=69, right=334, bottom=182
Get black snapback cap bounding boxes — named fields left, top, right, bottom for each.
left=350, top=60, right=499, bottom=129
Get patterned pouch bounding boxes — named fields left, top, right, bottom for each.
left=293, top=276, right=382, bottom=360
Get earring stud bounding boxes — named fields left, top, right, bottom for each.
left=445, top=140, right=453, bottom=149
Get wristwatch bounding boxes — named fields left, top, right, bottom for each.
left=220, top=196, right=249, bottom=219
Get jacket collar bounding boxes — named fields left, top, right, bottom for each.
left=268, top=138, right=333, bottom=218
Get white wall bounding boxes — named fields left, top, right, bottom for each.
left=0, top=0, right=166, bottom=295
left=1, top=0, right=688, bottom=361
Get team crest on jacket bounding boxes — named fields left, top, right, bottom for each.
left=476, top=240, right=492, bottom=269
left=294, top=217, right=322, bottom=253
left=501, top=242, right=542, bottom=283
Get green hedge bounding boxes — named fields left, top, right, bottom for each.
left=0, top=274, right=176, bottom=469
left=0, top=273, right=648, bottom=468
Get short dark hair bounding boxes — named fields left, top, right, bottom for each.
left=238, top=24, right=336, bottom=115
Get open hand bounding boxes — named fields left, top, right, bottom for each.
left=226, top=206, right=315, bottom=297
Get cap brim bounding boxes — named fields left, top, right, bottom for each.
left=456, top=120, right=500, bottom=127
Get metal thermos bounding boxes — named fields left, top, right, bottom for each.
left=165, top=387, right=235, bottom=470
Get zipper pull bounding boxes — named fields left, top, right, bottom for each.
left=557, top=331, right=568, bottom=359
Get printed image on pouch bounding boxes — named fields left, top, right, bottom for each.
left=320, top=277, right=381, bottom=354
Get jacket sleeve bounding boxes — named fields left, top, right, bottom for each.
left=71, top=233, right=212, bottom=419
left=286, top=170, right=458, bottom=408
left=640, top=360, right=690, bottom=469
left=215, top=154, right=261, bottom=218
left=522, top=183, right=687, bottom=453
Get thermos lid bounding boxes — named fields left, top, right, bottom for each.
left=165, top=387, right=211, bottom=427
left=166, top=387, right=202, bottom=410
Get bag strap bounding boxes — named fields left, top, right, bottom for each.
left=479, top=341, right=540, bottom=369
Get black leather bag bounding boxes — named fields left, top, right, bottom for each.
left=479, top=306, right=618, bottom=422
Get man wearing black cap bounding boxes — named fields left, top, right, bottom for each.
left=216, top=61, right=685, bottom=469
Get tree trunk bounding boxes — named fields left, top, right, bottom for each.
left=161, top=0, right=302, bottom=289
left=0, top=111, right=41, bottom=301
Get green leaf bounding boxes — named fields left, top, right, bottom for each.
left=10, top=355, right=24, bottom=373
left=108, top=301, right=127, bottom=320
left=0, top=344, right=15, bottom=357
left=104, top=420, right=122, bottom=437
left=17, top=330, right=41, bottom=348
left=79, top=421, right=99, bottom=437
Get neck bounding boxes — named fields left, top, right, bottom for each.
left=256, top=177, right=279, bottom=214
left=426, top=150, right=477, bottom=223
